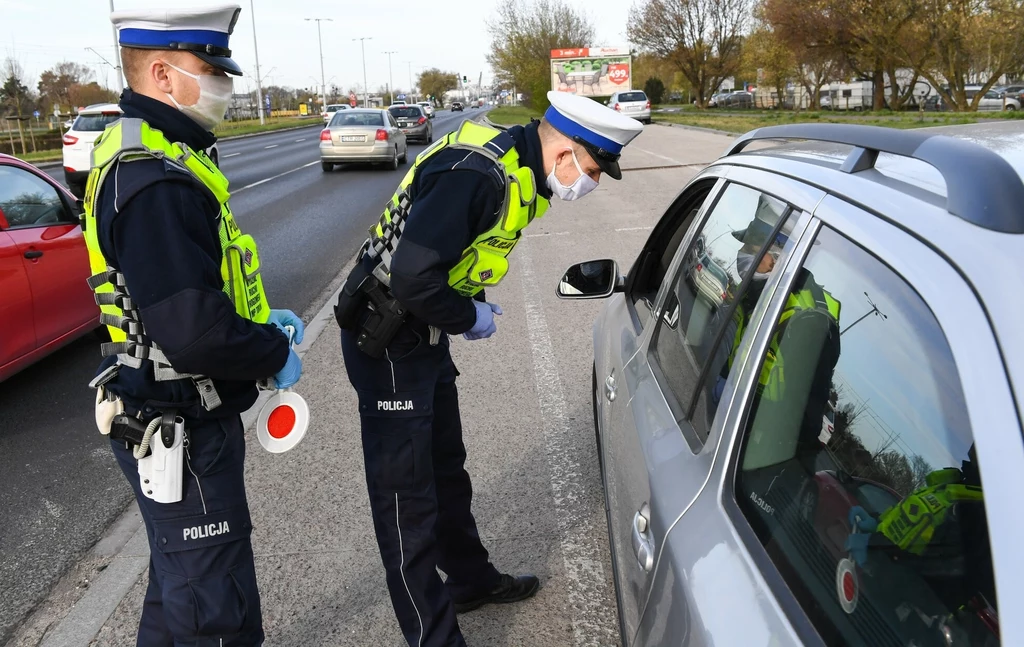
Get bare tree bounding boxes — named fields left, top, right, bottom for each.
left=487, top=0, right=595, bottom=109
left=628, top=0, right=750, bottom=108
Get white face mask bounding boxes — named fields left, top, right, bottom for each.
left=164, top=62, right=233, bottom=131
left=547, top=148, right=598, bottom=201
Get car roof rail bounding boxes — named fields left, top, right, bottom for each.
left=724, top=123, right=1024, bottom=233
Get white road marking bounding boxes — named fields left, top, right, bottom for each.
left=295, top=138, right=306, bottom=142
left=614, top=226, right=653, bottom=232
left=234, top=161, right=319, bottom=194
left=518, top=243, right=616, bottom=646
left=223, top=152, right=240, bottom=158
left=633, top=146, right=685, bottom=166
left=265, top=144, right=278, bottom=149
left=523, top=231, right=570, bottom=238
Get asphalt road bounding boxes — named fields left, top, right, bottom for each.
left=0, top=108, right=485, bottom=643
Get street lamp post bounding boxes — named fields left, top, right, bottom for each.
left=382, top=51, right=397, bottom=105
left=353, top=37, right=372, bottom=107
left=108, top=0, right=124, bottom=91
left=305, top=17, right=333, bottom=112
left=250, top=0, right=265, bottom=124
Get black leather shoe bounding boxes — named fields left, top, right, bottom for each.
left=453, top=573, right=540, bottom=613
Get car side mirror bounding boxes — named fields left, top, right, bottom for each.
left=556, top=259, right=621, bottom=299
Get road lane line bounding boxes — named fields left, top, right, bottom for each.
left=518, top=243, right=616, bottom=646
left=614, top=226, right=653, bottom=232
left=295, top=138, right=306, bottom=142
left=234, top=161, right=319, bottom=194
left=265, top=144, right=278, bottom=149
left=633, top=146, right=686, bottom=166
left=223, top=152, right=240, bottom=158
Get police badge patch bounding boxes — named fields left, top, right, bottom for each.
left=479, top=269, right=493, bottom=281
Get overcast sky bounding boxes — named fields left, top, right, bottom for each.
left=2, top=0, right=633, bottom=96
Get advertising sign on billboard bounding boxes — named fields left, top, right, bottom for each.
left=551, top=46, right=631, bottom=96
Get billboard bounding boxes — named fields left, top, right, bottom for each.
left=551, top=46, right=632, bottom=96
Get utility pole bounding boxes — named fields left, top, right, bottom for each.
left=407, top=62, right=413, bottom=99
left=250, top=0, right=265, bottom=124
left=109, top=0, right=124, bottom=91
left=383, top=51, right=397, bottom=105
left=840, top=291, right=888, bottom=336
left=306, top=18, right=332, bottom=112
left=353, top=37, right=372, bottom=107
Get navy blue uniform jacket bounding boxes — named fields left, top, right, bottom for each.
left=94, top=90, right=288, bottom=418
left=359, top=120, right=551, bottom=333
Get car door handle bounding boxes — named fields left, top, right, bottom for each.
left=604, top=373, right=617, bottom=402
left=24, top=250, right=43, bottom=260
left=632, top=503, right=654, bottom=572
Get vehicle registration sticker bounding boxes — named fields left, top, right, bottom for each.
left=341, top=135, right=364, bottom=142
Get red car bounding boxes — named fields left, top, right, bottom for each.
left=0, top=154, right=98, bottom=382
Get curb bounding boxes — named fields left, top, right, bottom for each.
left=23, top=123, right=325, bottom=172
left=652, top=121, right=739, bottom=138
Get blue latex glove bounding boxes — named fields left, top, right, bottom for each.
left=267, top=309, right=305, bottom=345
left=463, top=301, right=502, bottom=340
left=844, top=505, right=879, bottom=566
left=274, top=348, right=303, bottom=389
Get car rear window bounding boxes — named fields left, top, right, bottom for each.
left=72, top=113, right=121, bottom=132
left=618, top=92, right=647, bottom=102
left=389, top=107, right=422, bottom=118
left=331, top=112, right=384, bottom=127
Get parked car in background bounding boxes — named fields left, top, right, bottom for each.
left=451, top=101, right=464, bottom=112
left=417, top=101, right=435, bottom=119
left=323, top=104, right=349, bottom=123
left=388, top=104, right=433, bottom=143
left=1, top=154, right=98, bottom=382
left=609, top=90, right=651, bottom=124
left=718, top=91, right=754, bottom=109
left=390, top=100, right=407, bottom=106
left=965, top=86, right=1019, bottom=111
left=319, top=108, right=407, bottom=172
left=62, top=104, right=220, bottom=198
left=555, top=121, right=1020, bottom=646
left=61, top=103, right=122, bottom=197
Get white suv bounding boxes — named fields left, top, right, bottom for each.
left=62, top=103, right=220, bottom=198
left=608, top=90, right=651, bottom=124
left=62, top=104, right=123, bottom=197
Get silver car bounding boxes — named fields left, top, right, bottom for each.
left=558, top=122, right=1022, bottom=646
left=319, top=108, right=407, bottom=171
left=609, top=90, right=651, bottom=124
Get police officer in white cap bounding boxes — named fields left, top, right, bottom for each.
left=334, top=90, right=642, bottom=646
left=82, top=5, right=304, bottom=645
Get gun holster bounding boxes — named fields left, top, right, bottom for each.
left=355, top=276, right=407, bottom=359
left=335, top=263, right=372, bottom=331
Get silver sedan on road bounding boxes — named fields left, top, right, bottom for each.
left=319, top=109, right=408, bottom=172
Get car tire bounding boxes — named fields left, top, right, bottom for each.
left=321, top=162, right=333, bottom=172
left=399, top=147, right=408, bottom=163
left=427, top=133, right=433, bottom=144
left=1005, top=105, right=1017, bottom=111
left=388, top=147, right=399, bottom=171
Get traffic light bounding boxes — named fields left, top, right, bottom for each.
left=463, top=76, right=468, bottom=83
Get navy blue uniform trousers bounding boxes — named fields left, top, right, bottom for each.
left=111, top=414, right=263, bottom=646
left=341, top=325, right=501, bottom=647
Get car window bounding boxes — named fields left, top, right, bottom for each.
left=71, top=113, right=121, bottom=132
left=0, top=165, right=67, bottom=228
left=735, top=226, right=994, bottom=646
left=627, top=179, right=718, bottom=329
left=331, top=112, right=384, bottom=127
left=649, top=182, right=790, bottom=437
left=618, top=91, right=647, bottom=102
left=389, top=107, right=422, bottom=118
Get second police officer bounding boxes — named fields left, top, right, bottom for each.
left=83, top=5, right=303, bottom=645
left=335, top=91, right=643, bottom=645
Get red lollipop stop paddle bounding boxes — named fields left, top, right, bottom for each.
left=256, top=325, right=310, bottom=453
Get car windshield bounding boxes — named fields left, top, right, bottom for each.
left=389, top=107, right=421, bottom=118
left=72, top=113, right=121, bottom=131
left=848, top=481, right=900, bottom=516
left=331, top=112, right=384, bottom=127
left=618, top=92, right=647, bottom=102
